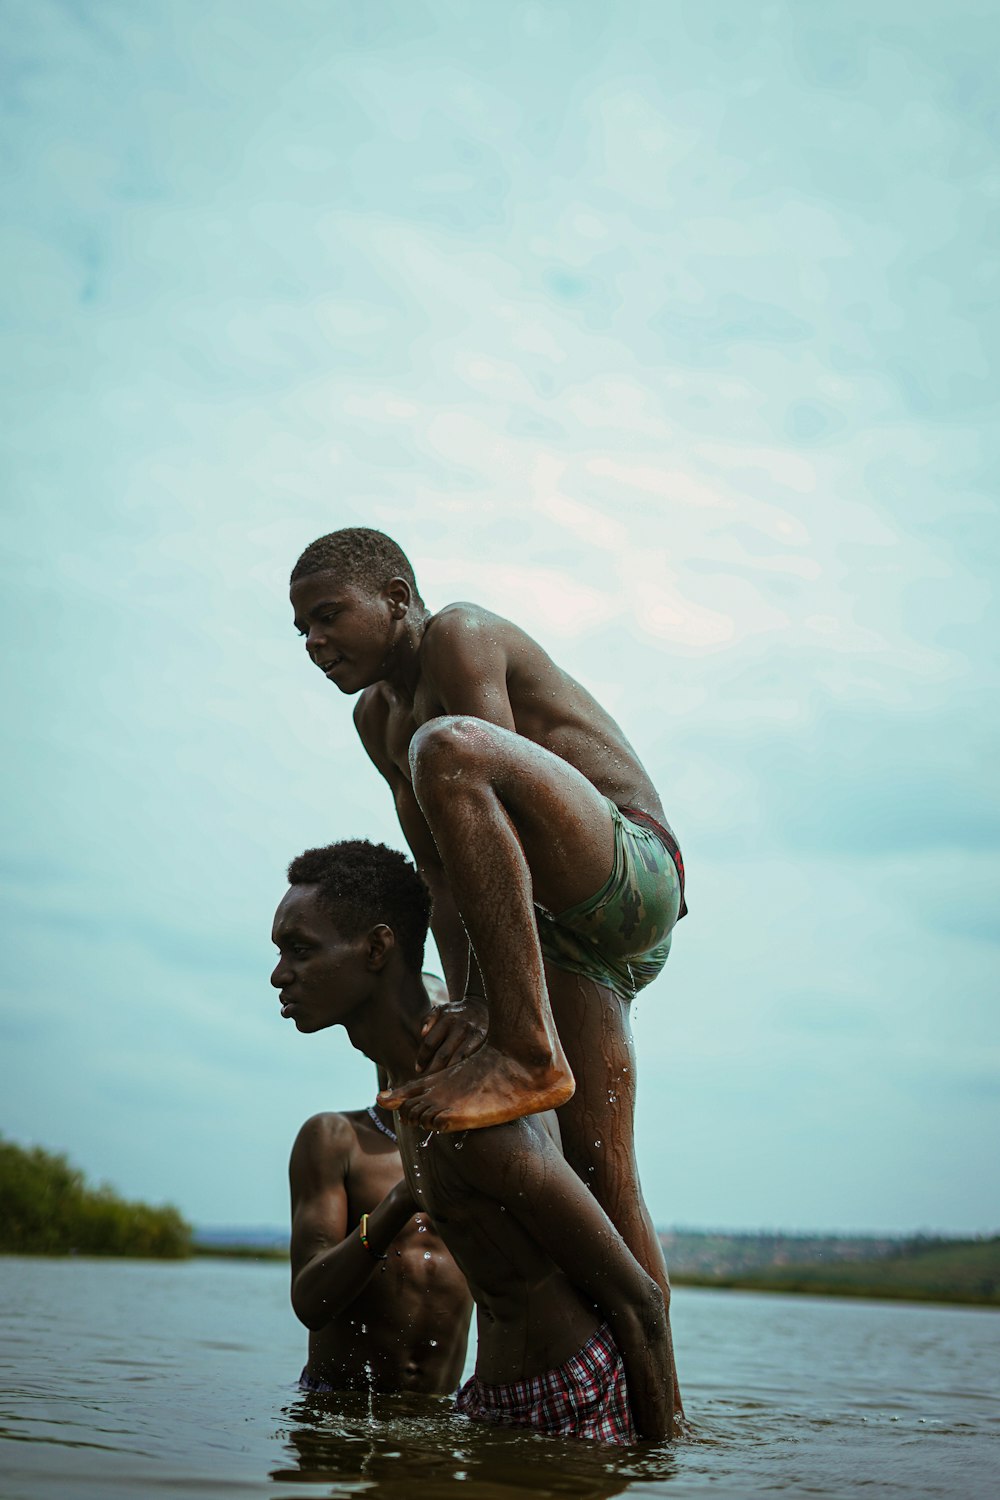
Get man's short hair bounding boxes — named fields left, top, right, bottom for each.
left=290, top=528, right=423, bottom=603
left=287, top=840, right=430, bottom=973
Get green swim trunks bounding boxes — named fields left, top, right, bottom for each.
left=535, top=802, right=686, bottom=1002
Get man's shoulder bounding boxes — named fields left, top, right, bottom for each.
left=439, top=1111, right=556, bottom=1179
left=422, top=603, right=515, bottom=663
left=291, top=1111, right=360, bottom=1167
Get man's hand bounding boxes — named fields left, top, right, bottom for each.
left=415, top=998, right=488, bottom=1074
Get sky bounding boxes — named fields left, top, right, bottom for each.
left=2, top=0, right=998, bottom=1236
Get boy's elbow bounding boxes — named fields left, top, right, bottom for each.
left=291, top=1281, right=330, bottom=1332
left=641, top=1278, right=667, bottom=1339
left=626, top=1279, right=668, bottom=1368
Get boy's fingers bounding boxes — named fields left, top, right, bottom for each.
left=415, top=1020, right=452, bottom=1072
left=423, top=1030, right=466, bottom=1074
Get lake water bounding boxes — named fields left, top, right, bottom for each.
left=0, top=1256, right=997, bottom=1499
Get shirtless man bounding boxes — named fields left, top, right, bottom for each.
left=289, top=977, right=472, bottom=1395
left=271, top=839, right=669, bottom=1443
left=288, top=527, right=686, bottom=1422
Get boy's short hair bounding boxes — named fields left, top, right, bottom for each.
left=291, top=527, right=423, bottom=603
left=287, top=840, right=430, bottom=973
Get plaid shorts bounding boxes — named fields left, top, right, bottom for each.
left=298, top=1365, right=337, bottom=1394
left=454, top=1322, right=636, bottom=1445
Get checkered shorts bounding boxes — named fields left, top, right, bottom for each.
left=454, top=1321, right=636, bottom=1445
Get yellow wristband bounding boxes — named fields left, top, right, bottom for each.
left=359, top=1212, right=386, bottom=1261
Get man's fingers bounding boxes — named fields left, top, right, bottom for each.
left=415, top=1028, right=448, bottom=1073
left=423, top=1035, right=465, bottom=1075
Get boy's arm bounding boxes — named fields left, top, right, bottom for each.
left=353, top=693, right=488, bottom=1068
left=454, top=1122, right=669, bottom=1439
left=392, top=778, right=489, bottom=1070
left=289, top=1114, right=417, bottom=1330
left=353, top=693, right=470, bottom=1000
left=420, top=607, right=517, bottom=729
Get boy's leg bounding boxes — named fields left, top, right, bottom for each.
left=544, top=962, right=683, bottom=1423
left=380, top=715, right=620, bottom=1131
left=380, top=715, right=684, bottom=1421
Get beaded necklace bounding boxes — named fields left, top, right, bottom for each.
left=365, top=1104, right=398, bottom=1144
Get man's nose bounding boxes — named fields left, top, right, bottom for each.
left=271, top=959, right=290, bottom=988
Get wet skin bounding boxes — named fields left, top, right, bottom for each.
left=289, top=1108, right=472, bottom=1394
left=271, top=894, right=669, bottom=1440
left=290, top=570, right=683, bottom=1422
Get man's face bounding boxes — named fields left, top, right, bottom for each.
left=270, top=885, right=370, bottom=1033
left=290, top=571, right=399, bottom=695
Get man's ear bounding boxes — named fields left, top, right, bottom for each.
left=385, top=577, right=411, bottom=620
left=366, top=924, right=396, bottom=971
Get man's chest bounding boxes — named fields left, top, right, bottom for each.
left=382, top=685, right=444, bottom=778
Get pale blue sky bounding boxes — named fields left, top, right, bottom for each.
left=2, top=0, right=997, bottom=1234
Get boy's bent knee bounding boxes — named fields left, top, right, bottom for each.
left=409, top=716, right=496, bottom=788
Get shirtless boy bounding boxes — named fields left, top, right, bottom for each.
left=289, top=978, right=472, bottom=1395
left=289, top=527, right=686, bottom=1420
left=271, top=839, right=669, bottom=1443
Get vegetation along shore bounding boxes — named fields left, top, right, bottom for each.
left=4, top=1137, right=995, bottom=1305
left=1, top=1138, right=191, bottom=1259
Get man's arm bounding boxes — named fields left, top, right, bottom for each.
left=352, top=692, right=472, bottom=1003
left=455, top=1121, right=669, bottom=1440
left=289, top=1114, right=417, bottom=1330
left=353, top=692, right=487, bottom=1071
left=419, top=606, right=518, bottom=729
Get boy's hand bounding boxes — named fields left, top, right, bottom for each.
left=415, top=998, right=488, bottom=1074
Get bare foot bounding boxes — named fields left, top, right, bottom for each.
left=378, top=1042, right=575, bottom=1132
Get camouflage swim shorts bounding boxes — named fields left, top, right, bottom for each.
left=535, top=801, right=685, bottom=1001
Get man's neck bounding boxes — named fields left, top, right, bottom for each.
left=343, top=969, right=431, bottom=1084
left=381, top=608, right=431, bottom=699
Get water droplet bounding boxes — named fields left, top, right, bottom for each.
left=594, top=1139, right=602, bottom=1148
left=417, top=1222, right=427, bottom=1232
left=429, top=1338, right=437, bottom=1347
left=423, top=1251, right=432, bottom=1260
left=421, top=1131, right=434, bottom=1147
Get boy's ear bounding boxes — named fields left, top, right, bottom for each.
left=366, top=924, right=396, bottom=970
left=385, top=577, right=411, bottom=619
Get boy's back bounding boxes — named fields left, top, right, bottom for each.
left=354, top=602, right=671, bottom=829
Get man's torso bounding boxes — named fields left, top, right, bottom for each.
left=396, top=1113, right=600, bottom=1385
left=357, top=603, right=666, bottom=822
left=304, top=1111, right=470, bottom=1393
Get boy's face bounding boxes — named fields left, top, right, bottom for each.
left=290, top=571, right=399, bottom=695
left=270, top=885, right=371, bottom=1033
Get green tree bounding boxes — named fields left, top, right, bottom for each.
left=0, top=1137, right=192, bottom=1258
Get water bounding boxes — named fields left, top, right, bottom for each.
left=1, top=1257, right=997, bottom=1499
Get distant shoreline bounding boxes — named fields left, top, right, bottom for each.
left=4, top=1244, right=997, bottom=1309
left=669, top=1274, right=1000, bottom=1309
left=187, top=1231, right=1000, bottom=1311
